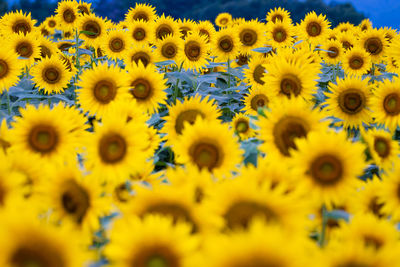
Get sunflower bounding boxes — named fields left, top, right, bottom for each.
left=37, top=36, right=59, bottom=59
left=215, top=13, right=232, bottom=28
left=231, top=52, right=251, bottom=68
left=324, top=76, right=373, bottom=129
left=123, top=45, right=158, bottom=68
left=242, top=87, right=270, bottom=116
left=359, top=18, right=373, bottom=32
left=85, top=114, right=149, bottom=184
left=153, top=15, right=180, bottom=41
left=8, top=104, right=84, bottom=165
left=0, top=155, right=27, bottom=209
left=105, top=215, right=199, bottom=267
left=55, top=0, right=79, bottom=32
left=266, top=19, right=295, bottom=49
left=335, top=22, right=356, bottom=34
left=266, top=7, right=293, bottom=24
left=194, top=20, right=216, bottom=44
left=78, top=13, right=107, bottom=47
left=155, top=33, right=183, bottom=62
left=44, top=15, right=58, bottom=33
left=163, top=95, right=221, bottom=146
left=124, top=3, right=157, bottom=23
left=31, top=56, right=73, bottom=95
left=177, top=32, right=209, bottom=72
left=7, top=32, right=40, bottom=67
left=236, top=20, right=265, bottom=55
left=0, top=50, right=23, bottom=93
left=126, top=62, right=168, bottom=114
left=0, top=212, right=89, bottom=267
left=77, top=0, right=92, bottom=15
left=358, top=28, right=388, bottom=63
left=259, top=98, right=327, bottom=158
left=290, top=130, right=365, bottom=207
left=0, top=119, right=10, bottom=154
left=77, top=62, right=130, bottom=118
left=370, top=77, right=400, bottom=130
left=38, top=23, right=51, bottom=37
left=1, top=10, right=37, bottom=35
left=337, top=31, right=357, bottom=50
left=378, top=163, right=400, bottom=221
left=178, top=18, right=196, bottom=39
left=213, top=27, right=241, bottom=62
left=101, top=28, right=130, bottom=61
left=126, top=20, right=154, bottom=46
left=173, top=118, right=242, bottom=178
left=299, top=11, right=331, bottom=45
left=231, top=113, right=256, bottom=140
left=320, top=39, right=344, bottom=65
left=342, top=46, right=372, bottom=77
left=382, top=27, right=397, bottom=43
left=243, top=54, right=268, bottom=90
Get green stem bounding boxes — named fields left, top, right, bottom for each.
left=6, top=90, right=11, bottom=115
left=173, top=79, right=180, bottom=104
left=74, top=28, right=81, bottom=106
left=227, top=59, right=231, bottom=88
left=319, top=205, right=327, bottom=247
left=25, top=66, right=29, bottom=79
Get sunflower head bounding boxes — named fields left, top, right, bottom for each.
left=178, top=32, right=210, bottom=72
left=358, top=28, right=388, bottom=62
left=125, top=3, right=157, bottom=22
left=342, top=46, right=372, bottom=77
left=213, top=27, right=241, bottom=61
left=267, top=19, right=295, bottom=49
left=55, top=0, right=79, bottom=31
left=266, top=7, right=292, bottom=24
left=215, top=12, right=232, bottom=28
left=300, top=11, right=331, bottom=44
left=1, top=10, right=37, bottom=35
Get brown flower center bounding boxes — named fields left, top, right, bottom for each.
left=174, top=109, right=205, bottom=135
left=310, top=154, right=343, bottom=185
left=93, top=80, right=117, bottom=103
left=273, top=116, right=309, bottom=156
left=240, top=29, right=257, bottom=46
left=131, top=245, right=179, bottom=267
left=252, top=64, right=266, bottom=85
left=218, top=36, right=234, bottom=52
left=224, top=201, right=277, bottom=229
left=272, top=27, right=287, bottom=43
left=40, top=29, right=49, bottom=36
left=364, top=235, right=384, bottom=249
left=161, top=43, right=177, bottom=59
left=131, top=52, right=150, bottom=67
left=199, top=29, right=210, bottom=41
left=16, top=42, right=33, bottom=58
left=130, top=78, right=152, bottom=100
left=82, top=20, right=101, bottom=38
left=219, top=18, right=229, bottom=25
left=364, top=37, right=383, bottom=55
left=12, top=20, right=31, bottom=34
left=114, top=184, right=130, bottom=203
left=78, top=5, right=90, bottom=15
left=0, top=182, right=5, bottom=206
left=271, top=14, right=283, bottom=23
left=368, top=196, right=385, bottom=218
left=342, top=41, right=353, bottom=50
left=0, top=59, right=9, bottom=78
left=328, top=46, right=339, bottom=58
left=48, top=20, right=56, bottom=28
left=28, top=124, right=58, bottom=154
left=99, top=133, right=127, bottom=163
left=233, top=258, right=283, bottom=267
left=133, top=28, right=146, bottom=41
left=338, top=89, right=365, bottom=114
left=280, top=74, right=302, bottom=98
left=189, top=141, right=222, bottom=171
left=250, top=94, right=269, bottom=111
left=184, top=41, right=201, bottom=61
left=374, top=137, right=390, bottom=158
left=383, top=93, right=400, bottom=115
left=63, top=8, right=76, bottom=23
left=156, top=24, right=173, bottom=40
left=61, top=179, right=90, bottom=224
left=180, top=26, right=191, bottom=39
left=109, top=37, right=124, bottom=52
left=349, top=56, right=364, bottom=70
left=236, top=54, right=249, bottom=66
left=133, top=11, right=149, bottom=21
left=306, top=22, right=322, bottom=37
left=235, top=119, right=249, bottom=133
left=11, top=245, right=66, bottom=267
left=43, top=67, right=61, bottom=84
left=40, top=45, right=52, bottom=59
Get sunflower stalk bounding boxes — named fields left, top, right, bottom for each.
left=319, top=205, right=328, bottom=247
left=6, top=90, right=11, bottom=115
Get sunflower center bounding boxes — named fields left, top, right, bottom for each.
left=253, top=64, right=266, bottom=85
left=306, top=22, right=322, bottom=37
left=273, top=116, right=309, bottom=156
left=374, top=137, right=390, bottom=158
left=43, top=67, right=61, bottom=84
left=240, top=29, right=257, bottom=46
left=189, top=142, right=222, bottom=171
left=383, top=93, right=400, bottom=115
left=133, top=11, right=149, bottom=21
left=364, top=235, right=383, bottom=249
left=220, top=18, right=228, bottom=25
left=0, top=182, right=5, bottom=206
left=0, top=59, right=9, bottom=78
left=180, top=27, right=190, bottom=38
left=78, top=5, right=90, bottom=15
left=310, top=154, right=343, bottom=185
left=236, top=120, right=249, bottom=133
left=271, top=14, right=283, bottom=23
left=12, top=20, right=31, bottom=34
left=364, top=37, right=383, bottom=55
left=174, top=109, right=205, bottom=135
left=342, top=41, right=353, bottom=50
left=250, top=94, right=269, bottom=111
left=328, top=46, right=339, bottom=58
left=199, top=29, right=210, bottom=40
left=184, top=41, right=201, bottom=61
left=99, top=133, right=127, bottom=163
left=16, top=42, right=33, bottom=58
left=28, top=124, right=58, bottom=154
left=131, top=52, right=150, bottom=67
left=83, top=20, right=101, bottom=38
left=368, top=197, right=385, bottom=218
left=110, top=38, right=124, bottom=52
left=39, top=45, right=52, bottom=58
left=272, top=28, right=287, bottom=43
left=11, top=246, right=65, bottom=267
left=132, top=245, right=179, bottom=267
left=236, top=54, right=249, bottom=66
left=156, top=24, right=173, bottom=40
left=338, top=89, right=365, bottom=114
left=133, top=28, right=146, bottom=41
left=224, top=201, right=277, bottom=229
left=219, top=36, right=234, bottom=52
left=233, top=258, right=283, bottom=267
left=280, top=74, right=302, bottom=98
left=335, top=262, right=371, bottom=267
left=131, top=78, right=152, bottom=100
left=161, top=43, right=177, bottom=58
left=114, top=184, right=130, bottom=203
left=48, top=20, right=56, bottom=28
left=349, top=56, right=364, bottom=70
left=61, top=179, right=90, bottom=224
left=63, top=9, right=76, bottom=23
left=93, top=80, right=117, bottom=104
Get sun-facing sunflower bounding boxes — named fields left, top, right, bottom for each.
left=153, top=15, right=180, bottom=41
left=55, top=0, right=79, bottom=32
left=242, top=87, right=270, bottom=116
left=0, top=50, right=23, bottom=93
left=101, top=28, right=130, bottom=61
left=243, top=54, right=268, bottom=90
left=358, top=28, right=388, bottom=63
left=236, top=20, right=265, bottom=55
left=178, top=18, right=196, bottom=39
left=7, top=32, right=40, bottom=67
left=155, top=33, right=183, bottom=62
left=124, top=3, right=157, bottom=23
left=342, top=46, right=372, bottom=77
left=1, top=10, right=37, bottom=35
left=213, top=27, right=241, bottom=62
left=320, top=39, right=344, bottom=65
left=299, top=11, right=331, bottom=45
left=266, top=7, right=293, bottom=24
left=194, top=20, right=216, bottom=44
left=215, top=13, right=232, bottom=28
left=77, top=13, right=107, bottom=47
left=177, top=32, right=209, bottom=72
left=266, top=19, right=295, bottom=49
left=231, top=113, right=257, bottom=140
left=123, top=44, right=158, bottom=68
left=127, top=19, right=155, bottom=44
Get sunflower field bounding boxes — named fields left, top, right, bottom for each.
left=2, top=0, right=400, bottom=266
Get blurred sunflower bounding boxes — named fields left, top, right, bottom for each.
left=342, top=46, right=372, bottom=77
left=55, top=0, right=79, bottom=32
left=178, top=18, right=196, bottom=39
left=8, top=32, right=40, bottom=67
left=0, top=50, right=23, bottom=93
left=379, top=163, right=400, bottom=221
left=320, top=39, right=344, bottom=65
left=123, top=45, right=157, bottom=67
left=243, top=55, right=268, bottom=90
left=194, top=20, right=216, bottom=44
left=299, top=11, right=331, bottom=45
left=215, top=13, right=232, bottom=28
left=242, top=87, right=270, bottom=116
left=359, top=18, right=373, bottom=32
left=231, top=113, right=256, bottom=140
left=153, top=15, right=180, bottom=41
left=78, top=14, right=107, bottom=47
